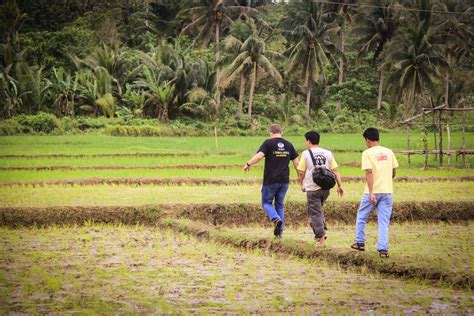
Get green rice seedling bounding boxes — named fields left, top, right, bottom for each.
left=2, top=224, right=472, bottom=314
left=0, top=182, right=472, bottom=208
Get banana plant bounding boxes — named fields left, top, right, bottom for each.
left=0, top=73, right=25, bottom=118
left=16, top=62, right=51, bottom=114
left=50, top=67, right=79, bottom=117
left=123, top=83, right=147, bottom=117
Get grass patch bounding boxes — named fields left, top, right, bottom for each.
left=0, top=224, right=472, bottom=314
left=0, top=135, right=472, bottom=170
left=0, top=182, right=472, bottom=208
left=1, top=133, right=473, bottom=154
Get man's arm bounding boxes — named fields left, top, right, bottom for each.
left=392, top=168, right=397, bottom=179
left=292, top=158, right=300, bottom=173
left=297, top=170, right=305, bottom=185
left=243, top=151, right=265, bottom=172
left=332, top=168, right=344, bottom=197
left=365, top=169, right=376, bottom=205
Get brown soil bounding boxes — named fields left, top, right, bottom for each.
left=1, top=201, right=472, bottom=228
left=1, top=176, right=472, bottom=187
left=172, top=201, right=474, bottom=225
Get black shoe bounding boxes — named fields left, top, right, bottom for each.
left=378, top=250, right=389, bottom=258
left=273, top=219, right=282, bottom=237
left=350, top=242, right=365, bottom=251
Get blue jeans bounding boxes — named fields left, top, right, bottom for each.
left=261, top=183, right=289, bottom=233
left=354, top=194, right=393, bottom=251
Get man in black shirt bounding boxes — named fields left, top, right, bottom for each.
left=243, top=124, right=299, bottom=238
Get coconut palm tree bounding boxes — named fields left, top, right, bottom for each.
left=326, top=0, right=356, bottom=86
left=76, top=69, right=116, bottom=117
left=72, top=43, right=137, bottom=98
left=434, top=0, right=473, bottom=108
left=218, top=18, right=256, bottom=117
left=220, top=18, right=283, bottom=121
left=136, top=65, right=177, bottom=121
left=383, top=20, right=448, bottom=116
left=180, top=87, right=218, bottom=121
left=352, top=0, right=400, bottom=111
left=178, top=0, right=259, bottom=110
left=280, top=0, right=339, bottom=124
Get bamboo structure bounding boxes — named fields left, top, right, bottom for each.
left=401, top=106, right=473, bottom=167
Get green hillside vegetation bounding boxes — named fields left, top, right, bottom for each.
left=0, top=0, right=472, bottom=135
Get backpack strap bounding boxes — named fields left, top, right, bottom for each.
left=308, top=149, right=318, bottom=168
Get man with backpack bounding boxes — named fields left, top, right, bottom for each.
left=243, top=124, right=299, bottom=238
left=297, top=131, right=344, bottom=246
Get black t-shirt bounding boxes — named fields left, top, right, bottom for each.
left=258, top=137, right=298, bottom=185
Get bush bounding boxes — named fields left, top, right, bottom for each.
left=14, top=112, right=60, bottom=134
left=104, top=125, right=163, bottom=137
left=0, top=120, right=27, bottom=135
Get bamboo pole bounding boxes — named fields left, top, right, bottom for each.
left=462, top=112, right=466, bottom=166
left=438, top=110, right=443, bottom=166
left=406, top=124, right=411, bottom=166
left=214, top=127, right=219, bottom=155
left=446, top=124, right=451, bottom=167
left=422, top=115, right=428, bottom=169
left=432, top=111, right=437, bottom=161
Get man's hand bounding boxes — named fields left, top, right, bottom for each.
left=337, top=186, right=344, bottom=197
left=243, top=163, right=250, bottom=173
left=370, top=193, right=377, bottom=205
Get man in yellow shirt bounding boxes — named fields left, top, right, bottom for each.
left=351, top=128, right=399, bottom=257
left=297, top=131, right=344, bottom=246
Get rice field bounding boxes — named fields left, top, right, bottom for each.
left=0, top=134, right=472, bottom=313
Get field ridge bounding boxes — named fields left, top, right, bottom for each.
left=160, top=218, right=474, bottom=289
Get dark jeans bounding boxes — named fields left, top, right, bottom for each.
left=307, top=189, right=330, bottom=238
left=261, top=183, right=289, bottom=233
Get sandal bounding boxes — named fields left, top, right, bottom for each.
left=378, top=250, right=389, bottom=258
left=350, top=242, right=365, bottom=251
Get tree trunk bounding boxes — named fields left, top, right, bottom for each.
left=215, top=22, right=221, bottom=110
left=305, top=70, right=313, bottom=126
left=335, top=10, right=345, bottom=113
left=338, top=24, right=344, bottom=85
left=377, top=67, right=384, bottom=112
left=248, top=63, right=257, bottom=121
left=237, top=73, right=245, bottom=117
left=444, top=54, right=450, bottom=108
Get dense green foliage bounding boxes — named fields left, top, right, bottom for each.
left=0, top=0, right=472, bottom=131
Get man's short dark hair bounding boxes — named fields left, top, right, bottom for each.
left=269, top=124, right=282, bottom=134
left=305, top=131, right=320, bottom=145
left=363, top=128, right=379, bottom=141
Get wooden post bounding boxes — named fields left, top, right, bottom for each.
left=406, top=123, right=411, bottom=167
left=446, top=124, right=451, bottom=167
left=438, top=110, right=443, bottom=166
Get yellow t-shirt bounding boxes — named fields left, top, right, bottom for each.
left=361, top=146, right=399, bottom=194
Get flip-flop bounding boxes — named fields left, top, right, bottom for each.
left=350, top=242, right=365, bottom=251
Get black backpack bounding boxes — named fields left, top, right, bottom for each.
left=309, top=150, right=336, bottom=190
